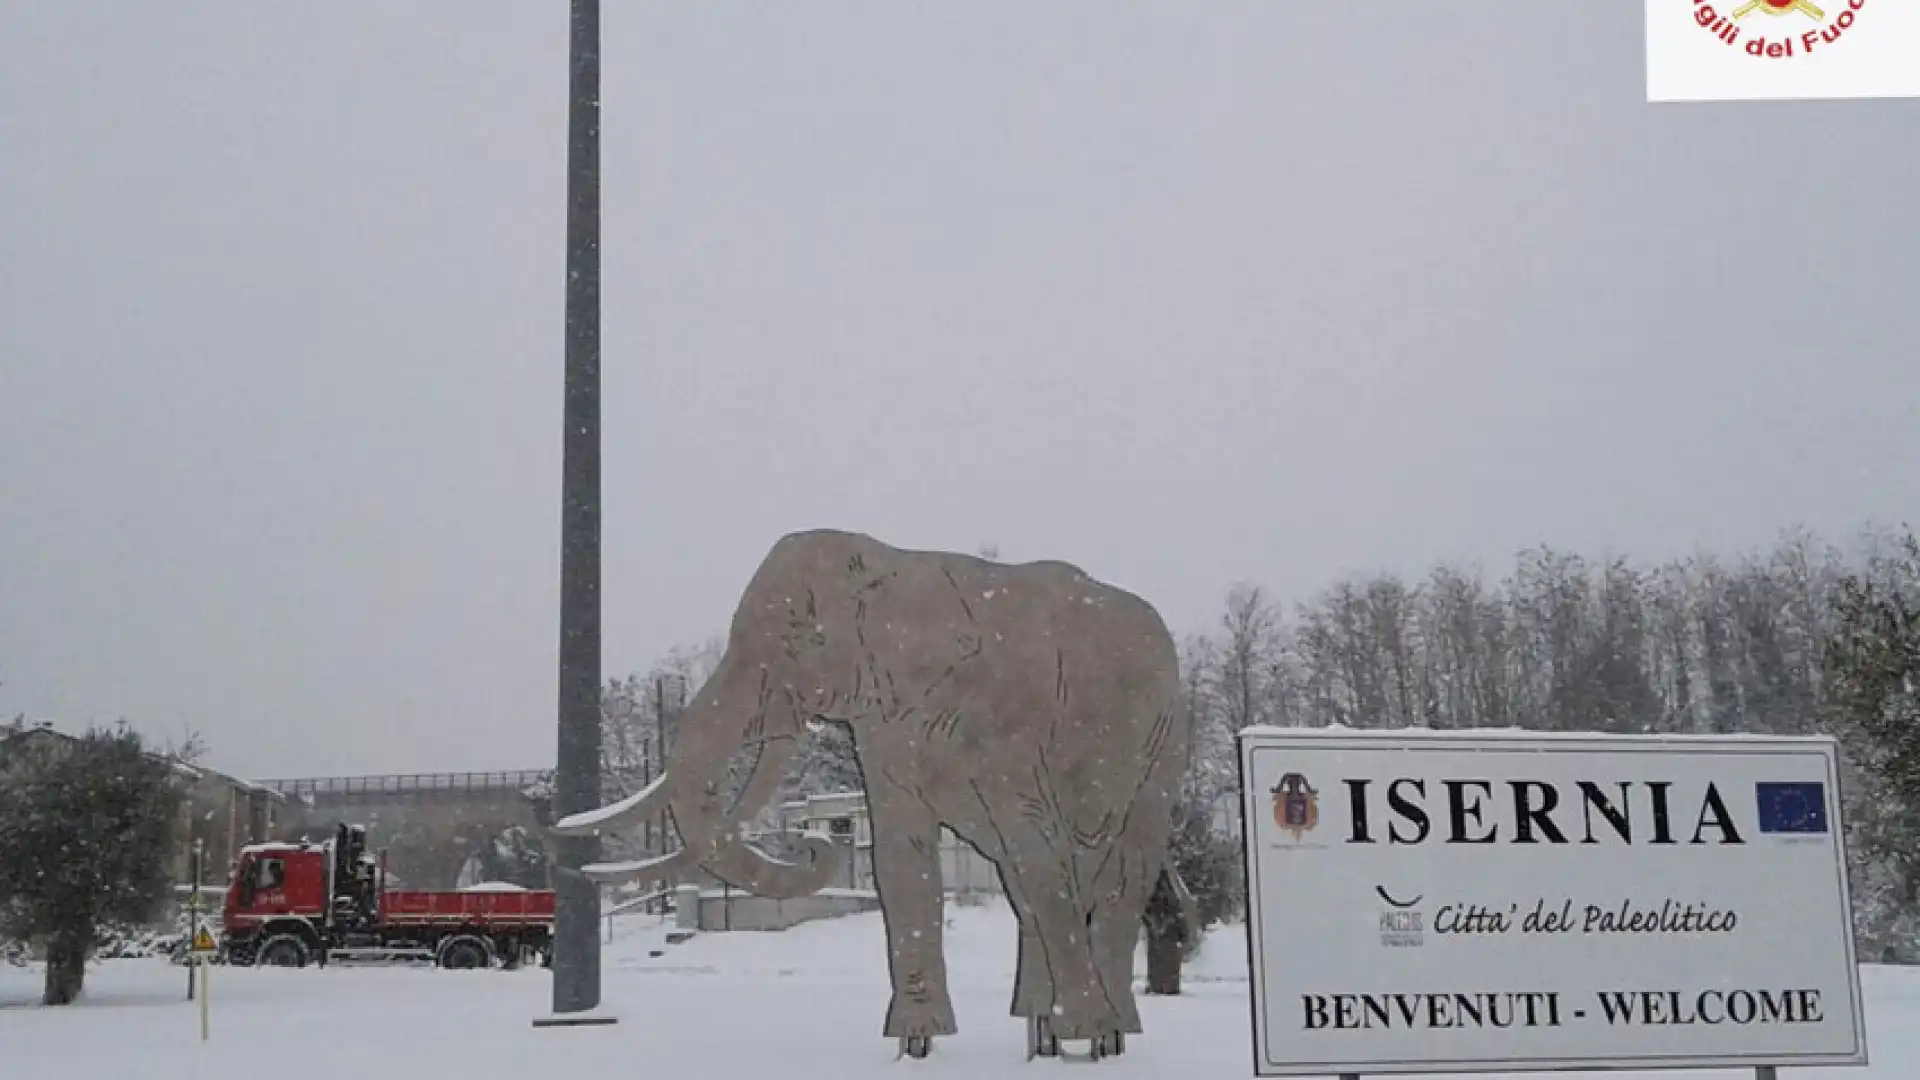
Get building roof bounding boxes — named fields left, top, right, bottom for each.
left=0, top=720, right=72, bottom=754
left=0, top=718, right=282, bottom=801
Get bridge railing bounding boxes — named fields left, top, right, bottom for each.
left=256, top=770, right=551, bottom=799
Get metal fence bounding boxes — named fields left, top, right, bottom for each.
left=256, top=770, right=550, bottom=800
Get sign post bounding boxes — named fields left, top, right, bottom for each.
left=186, top=838, right=203, bottom=1002
left=189, top=925, right=217, bottom=1041
left=1236, top=728, right=1868, bottom=1079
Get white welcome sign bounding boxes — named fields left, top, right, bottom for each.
left=1237, top=728, right=1868, bottom=1076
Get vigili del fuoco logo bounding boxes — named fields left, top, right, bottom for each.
left=1691, top=0, right=1870, bottom=59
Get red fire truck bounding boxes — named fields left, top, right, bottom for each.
left=222, top=824, right=555, bottom=970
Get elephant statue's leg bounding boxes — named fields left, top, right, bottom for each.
left=1004, top=863, right=1127, bottom=1044
left=1020, top=921, right=1062, bottom=1058
left=1015, top=921, right=1056, bottom=1017
left=1089, top=851, right=1159, bottom=1043
left=1001, top=870, right=1056, bottom=1020
left=998, top=877, right=1060, bottom=1057
left=866, top=787, right=956, bottom=1052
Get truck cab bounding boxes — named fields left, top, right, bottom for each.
left=231, top=844, right=323, bottom=918
left=224, top=841, right=329, bottom=965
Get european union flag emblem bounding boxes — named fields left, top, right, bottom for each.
left=1756, top=782, right=1829, bottom=835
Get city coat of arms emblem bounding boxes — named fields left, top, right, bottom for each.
left=1271, top=772, right=1319, bottom=841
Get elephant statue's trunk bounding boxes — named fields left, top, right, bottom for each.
left=550, top=651, right=843, bottom=900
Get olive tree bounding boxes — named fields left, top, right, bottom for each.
left=0, top=721, right=193, bottom=1005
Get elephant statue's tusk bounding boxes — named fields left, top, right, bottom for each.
left=581, top=848, right=689, bottom=884
left=551, top=774, right=671, bottom=837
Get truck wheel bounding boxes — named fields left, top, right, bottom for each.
left=438, top=936, right=491, bottom=970
left=256, top=934, right=310, bottom=969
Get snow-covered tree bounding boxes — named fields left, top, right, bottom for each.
left=1825, top=528, right=1920, bottom=961
left=0, top=721, right=194, bottom=1004
left=1828, top=530, right=1920, bottom=801
left=455, top=825, right=551, bottom=890
left=1147, top=623, right=1254, bottom=995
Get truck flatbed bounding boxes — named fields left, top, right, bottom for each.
left=380, top=889, right=556, bottom=927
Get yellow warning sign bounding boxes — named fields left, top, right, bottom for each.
left=191, top=928, right=218, bottom=954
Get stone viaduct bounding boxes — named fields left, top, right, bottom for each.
left=258, top=770, right=551, bottom=890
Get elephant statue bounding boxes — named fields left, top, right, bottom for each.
left=553, top=529, right=1194, bottom=1060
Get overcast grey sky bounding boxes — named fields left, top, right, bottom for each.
left=2, top=3, right=1915, bottom=778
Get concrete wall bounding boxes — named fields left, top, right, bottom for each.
left=776, top=792, right=1004, bottom=900
left=657, top=806, right=997, bottom=935
left=692, top=887, right=881, bottom=932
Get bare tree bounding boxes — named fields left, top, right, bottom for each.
left=1215, top=584, right=1283, bottom=732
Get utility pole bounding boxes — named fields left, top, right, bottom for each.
left=640, top=741, right=654, bottom=859
left=654, top=674, right=682, bottom=857
left=653, top=675, right=669, bottom=856
left=650, top=676, right=667, bottom=914
left=537, top=0, right=611, bottom=1027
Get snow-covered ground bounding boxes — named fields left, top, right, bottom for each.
left=3, top=900, right=1913, bottom=1079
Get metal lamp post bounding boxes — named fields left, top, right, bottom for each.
left=535, top=0, right=613, bottom=1028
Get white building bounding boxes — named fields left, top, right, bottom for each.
left=774, top=791, right=1003, bottom=899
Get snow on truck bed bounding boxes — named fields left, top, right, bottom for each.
left=3, top=899, right=1914, bottom=1080
left=458, top=881, right=529, bottom=893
